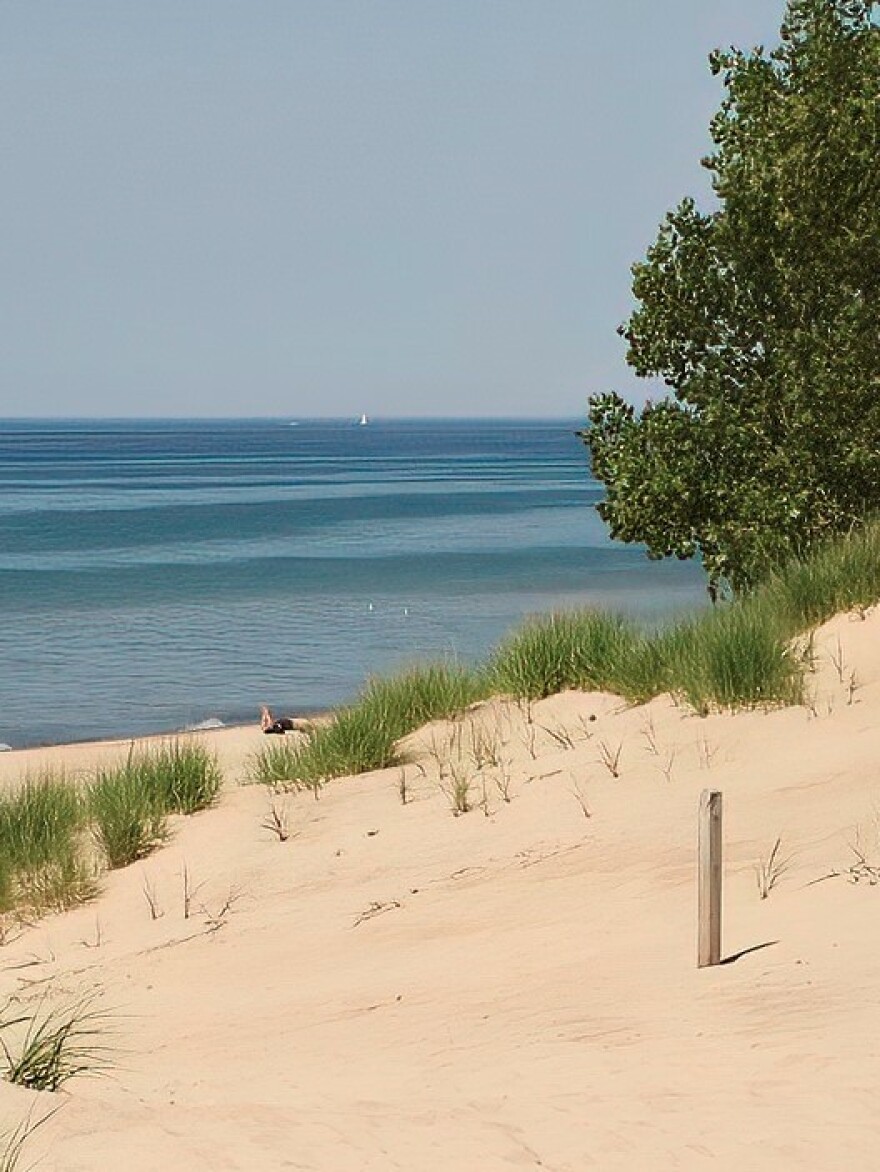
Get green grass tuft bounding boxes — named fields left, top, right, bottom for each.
left=89, top=739, right=221, bottom=869
left=140, top=739, right=223, bottom=815
left=249, top=663, right=486, bottom=787
left=0, top=739, right=224, bottom=920
left=0, top=994, right=114, bottom=1092
left=663, top=601, right=804, bottom=714
left=488, top=611, right=648, bottom=701
left=0, top=774, right=93, bottom=915
left=761, top=523, right=880, bottom=634
left=89, top=761, right=168, bottom=869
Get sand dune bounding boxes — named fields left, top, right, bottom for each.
left=1, top=611, right=879, bottom=1169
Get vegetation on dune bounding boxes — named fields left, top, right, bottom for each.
left=251, top=523, right=880, bottom=788
left=89, top=740, right=221, bottom=871
left=89, top=761, right=168, bottom=869
left=5, top=534, right=880, bottom=917
left=0, top=993, right=114, bottom=1092
left=581, top=0, right=880, bottom=594
left=250, top=663, right=484, bottom=787
left=487, top=611, right=643, bottom=701
left=487, top=594, right=804, bottom=714
left=0, top=740, right=222, bottom=923
left=0, top=773, right=93, bottom=916
left=136, top=739, right=222, bottom=816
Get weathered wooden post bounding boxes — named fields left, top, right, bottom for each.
left=698, top=789, right=723, bottom=967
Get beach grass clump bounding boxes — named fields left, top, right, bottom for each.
left=487, top=600, right=805, bottom=716
left=249, top=702, right=400, bottom=789
left=0, top=773, right=93, bottom=915
left=139, top=739, right=222, bottom=815
left=0, top=739, right=223, bottom=922
left=89, top=762, right=168, bottom=869
left=89, top=739, right=220, bottom=869
left=248, top=736, right=308, bottom=788
left=358, top=663, right=486, bottom=739
left=487, top=611, right=649, bottom=701
left=0, top=994, right=114, bottom=1092
left=484, top=523, right=880, bottom=715
left=249, top=662, right=485, bottom=787
left=663, top=601, right=804, bottom=714
left=761, top=523, right=880, bottom=633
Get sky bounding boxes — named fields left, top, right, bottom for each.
left=0, top=1, right=785, bottom=419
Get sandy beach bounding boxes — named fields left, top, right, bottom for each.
left=1, top=609, right=879, bottom=1169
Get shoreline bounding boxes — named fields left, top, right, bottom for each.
left=0, top=705, right=330, bottom=758
left=0, top=714, right=324, bottom=791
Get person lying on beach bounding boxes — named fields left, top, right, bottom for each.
left=260, top=706, right=296, bottom=735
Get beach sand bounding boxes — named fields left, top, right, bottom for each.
left=1, top=610, right=879, bottom=1169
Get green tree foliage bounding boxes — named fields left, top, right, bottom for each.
left=583, top=0, right=879, bottom=593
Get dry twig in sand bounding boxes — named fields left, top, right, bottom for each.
left=597, top=739, right=622, bottom=778
left=141, top=874, right=164, bottom=921
left=755, top=837, right=793, bottom=899
left=441, top=758, right=472, bottom=816
left=262, top=800, right=292, bottom=842
left=657, top=749, right=676, bottom=784
left=570, top=784, right=591, bottom=820
left=352, top=900, right=401, bottom=928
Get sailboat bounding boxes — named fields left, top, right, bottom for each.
left=358, top=413, right=369, bottom=426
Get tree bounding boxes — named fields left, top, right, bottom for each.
left=582, top=0, right=880, bottom=594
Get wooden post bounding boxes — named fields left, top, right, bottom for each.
left=698, top=789, right=723, bottom=967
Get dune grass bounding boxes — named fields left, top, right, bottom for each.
left=0, top=773, right=93, bottom=916
left=3, top=524, right=880, bottom=918
left=137, top=739, right=222, bottom=816
left=487, top=611, right=643, bottom=700
left=760, top=522, right=880, bottom=633
left=486, top=525, right=880, bottom=713
left=250, top=663, right=486, bottom=787
left=0, top=739, right=224, bottom=923
left=660, top=601, right=805, bottom=714
left=89, top=762, right=168, bottom=870
left=485, top=603, right=803, bottom=713
left=89, top=740, right=220, bottom=870
left=0, top=993, right=113, bottom=1092
left=250, top=522, right=880, bottom=788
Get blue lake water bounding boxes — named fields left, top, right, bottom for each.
left=0, top=418, right=706, bottom=747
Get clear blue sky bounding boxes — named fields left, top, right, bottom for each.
left=0, top=1, right=784, bottom=418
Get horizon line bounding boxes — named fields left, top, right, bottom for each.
left=0, top=413, right=586, bottom=422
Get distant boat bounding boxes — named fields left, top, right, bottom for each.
left=358, top=414, right=369, bottom=426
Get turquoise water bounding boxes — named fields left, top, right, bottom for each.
left=0, top=419, right=705, bottom=746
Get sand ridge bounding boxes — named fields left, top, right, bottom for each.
left=0, top=611, right=879, bottom=1168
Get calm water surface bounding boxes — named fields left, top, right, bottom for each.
left=0, top=419, right=705, bottom=746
